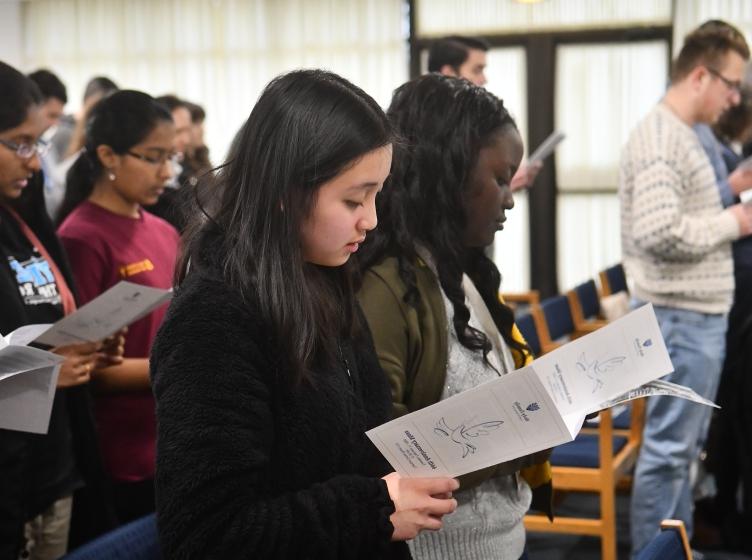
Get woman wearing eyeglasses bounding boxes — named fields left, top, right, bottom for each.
left=0, top=61, right=123, bottom=559
left=56, top=90, right=180, bottom=525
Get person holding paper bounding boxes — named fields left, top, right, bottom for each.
left=357, top=74, right=550, bottom=560
left=0, top=62, right=122, bottom=560
left=150, top=70, right=458, bottom=559
left=56, top=91, right=180, bottom=525
left=619, top=21, right=752, bottom=557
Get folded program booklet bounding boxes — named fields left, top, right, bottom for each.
left=0, top=281, right=172, bottom=434
left=366, top=304, right=715, bottom=478
left=29, top=281, right=172, bottom=348
left=0, top=335, right=64, bottom=434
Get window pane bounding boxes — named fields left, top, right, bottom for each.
left=494, top=191, right=530, bottom=292
left=557, top=193, right=621, bottom=290
left=486, top=47, right=528, bottom=147
left=555, top=41, right=668, bottom=191
left=21, top=0, right=407, bottom=160
left=416, top=0, right=671, bottom=37
left=486, top=47, right=529, bottom=292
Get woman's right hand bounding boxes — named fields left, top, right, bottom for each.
left=52, top=341, right=100, bottom=388
left=382, top=472, right=459, bottom=541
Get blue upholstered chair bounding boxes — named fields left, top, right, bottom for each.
left=599, top=263, right=628, bottom=296
left=636, top=520, right=692, bottom=560
left=535, top=294, right=582, bottom=354
left=525, top=397, right=646, bottom=560
left=62, top=513, right=161, bottom=560
left=567, top=279, right=608, bottom=336
left=501, top=289, right=540, bottom=316
left=515, top=311, right=541, bottom=357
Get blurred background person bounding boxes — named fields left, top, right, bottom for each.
left=695, top=83, right=752, bottom=552
left=144, top=94, right=193, bottom=230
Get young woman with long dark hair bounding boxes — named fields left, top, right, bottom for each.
left=56, top=90, right=180, bottom=524
left=150, top=69, right=458, bottom=559
left=357, top=74, right=552, bottom=560
left=0, top=61, right=120, bottom=560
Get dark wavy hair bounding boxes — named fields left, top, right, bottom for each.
left=57, top=90, right=173, bottom=225
left=179, top=69, right=394, bottom=386
left=357, top=74, right=529, bottom=366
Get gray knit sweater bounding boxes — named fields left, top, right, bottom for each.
left=408, top=273, right=530, bottom=560
left=619, top=102, right=740, bottom=314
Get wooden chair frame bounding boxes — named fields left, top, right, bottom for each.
left=566, top=286, right=608, bottom=337
left=524, top=398, right=646, bottom=560
left=659, top=520, right=692, bottom=560
left=501, top=290, right=540, bottom=314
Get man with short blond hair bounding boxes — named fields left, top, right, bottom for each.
left=620, top=20, right=752, bottom=557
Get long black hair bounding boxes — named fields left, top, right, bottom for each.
left=179, top=69, right=394, bottom=386
left=358, top=73, right=529, bottom=366
left=57, top=90, right=173, bottom=225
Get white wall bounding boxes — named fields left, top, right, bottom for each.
left=0, top=0, right=23, bottom=68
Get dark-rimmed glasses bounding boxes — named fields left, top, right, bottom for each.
left=706, top=67, right=742, bottom=93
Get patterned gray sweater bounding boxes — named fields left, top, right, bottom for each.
left=619, top=102, right=740, bottom=314
left=408, top=272, right=530, bottom=560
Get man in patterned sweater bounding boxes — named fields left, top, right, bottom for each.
left=620, top=20, right=752, bottom=557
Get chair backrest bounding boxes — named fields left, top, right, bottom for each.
left=62, top=513, right=161, bottom=560
left=600, top=263, right=628, bottom=296
left=501, top=290, right=540, bottom=316
left=574, top=279, right=600, bottom=319
left=636, top=520, right=692, bottom=560
left=515, top=312, right=540, bottom=357
left=540, top=294, right=575, bottom=341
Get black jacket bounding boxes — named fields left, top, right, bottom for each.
left=0, top=174, right=116, bottom=559
left=151, top=233, right=410, bottom=559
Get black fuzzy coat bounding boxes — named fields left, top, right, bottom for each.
left=150, top=242, right=409, bottom=559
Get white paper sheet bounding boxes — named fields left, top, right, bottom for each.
left=593, top=379, right=719, bottom=412
left=527, top=130, right=566, bottom=164
left=0, top=364, right=61, bottom=433
left=530, top=304, right=673, bottom=416
left=0, top=341, right=64, bottom=434
left=367, top=304, right=711, bottom=478
left=33, top=281, right=172, bottom=347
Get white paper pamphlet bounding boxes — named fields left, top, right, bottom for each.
left=33, top=280, right=172, bottom=347
left=737, top=154, right=752, bottom=172
left=527, top=130, right=566, bottom=164
left=366, top=304, right=714, bottom=478
left=0, top=334, right=64, bottom=434
left=1, top=281, right=171, bottom=434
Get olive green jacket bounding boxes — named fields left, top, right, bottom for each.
left=358, top=256, right=553, bottom=518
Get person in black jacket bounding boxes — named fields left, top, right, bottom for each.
left=150, top=69, right=459, bottom=559
left=0, top=61, right=122, bottom=559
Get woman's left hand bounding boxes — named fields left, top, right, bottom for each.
left=94, top=328, right=127, bottom=369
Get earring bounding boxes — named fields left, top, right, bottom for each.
left=108, top=170, right=116, bottom=181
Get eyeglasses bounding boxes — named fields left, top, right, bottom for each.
left=126, top=150, right=183, bottom=167
left=0, top=138, right=49, bottom=159
left=706, top=67, right=742, bottom=93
